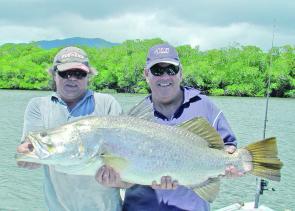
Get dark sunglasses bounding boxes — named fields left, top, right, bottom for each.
left=150, top=64, right=180, bottom=76
left=57, top=70, right=87, bottom=79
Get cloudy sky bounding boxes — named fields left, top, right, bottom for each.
left=0, top=0, right=294, bottom=50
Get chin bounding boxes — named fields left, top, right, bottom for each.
left=158, top=95, right=175, bottom=104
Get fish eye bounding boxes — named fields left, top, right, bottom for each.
left=40, top=132, right=47, bottom=137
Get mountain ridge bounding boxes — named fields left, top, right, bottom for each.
left=34, top=37, right=119, bottom=49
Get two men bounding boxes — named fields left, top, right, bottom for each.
left=17, top=44, right=239, bottom=211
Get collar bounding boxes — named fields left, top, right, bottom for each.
left=182, top=86, right=201, bottom=104
left=149, top=86, right=202, bottom=120
left=51, top=90, right=93, bottom=107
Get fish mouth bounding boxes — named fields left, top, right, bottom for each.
left=15, top=134, right=47, bottom=162
left=15, top=151, right=39, bottom=162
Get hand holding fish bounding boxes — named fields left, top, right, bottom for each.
left=224, top=145, right=245, bottom=178
left=16, top=142, right=41, bottom=170
left=95, top=165, right=133, bottom=188
left=224, top=145, right=236, bottom=154
left=151, top=176, right=178, bottom=190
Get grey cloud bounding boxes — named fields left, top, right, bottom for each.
left=0, top=0, right=146, bottom=24
left=1, top=0, right=294, bottom=30
left=160, top=0, right=295, bottom=32
left=0, top=0, right=293, bottom=49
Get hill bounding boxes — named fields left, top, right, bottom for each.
left=34, top=37, right=119, bottom=49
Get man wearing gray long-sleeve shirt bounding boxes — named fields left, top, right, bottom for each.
left=16, top=46, right=124, bottom=211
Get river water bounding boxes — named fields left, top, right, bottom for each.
left=0, top=90, right=294, bottom=210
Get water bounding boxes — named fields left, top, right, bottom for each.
left=0, top=90, right=294, bottom=211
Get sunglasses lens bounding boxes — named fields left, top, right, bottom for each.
left=73, top=71, right=87, bottom=79
left=57, top=70, right=87, bottom=79
left=166, top=66, right=178, bottom=75
left=150, top=65, right=164, bottom=76
left=150, top=64, right=179, bottom=76
left=57, top=71, right=67, bottom=78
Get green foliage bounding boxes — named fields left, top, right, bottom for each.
left=0, top=43, right=53, bottom=90
left=0, top=40, right=294, bottom=97
left=209, top=88, right=224, bottom=96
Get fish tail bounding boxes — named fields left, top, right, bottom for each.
left=243, top=137, right=283, bottom=181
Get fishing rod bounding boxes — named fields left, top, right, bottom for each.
left=253, top=21, right=276, bottom=208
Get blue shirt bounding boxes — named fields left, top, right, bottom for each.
left=123, top=87, right=237, bottom=211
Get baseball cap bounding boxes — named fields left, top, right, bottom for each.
left=146, top=43, right=180, bottom=69
left=52, top=46, right=90, bottom=73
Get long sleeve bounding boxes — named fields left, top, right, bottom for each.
left=21, top=98, right=44, bottom=142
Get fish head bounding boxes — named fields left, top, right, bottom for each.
left=16, top=126, right=83, bottom=165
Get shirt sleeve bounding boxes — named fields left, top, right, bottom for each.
left=92, top=93, right=123, bottom=117
left=213, top=112, right=237, bottom=147
left=205, top=96, right=237, bottom=147
left=21, top=98, right=44, bottom=142
left=106, top=96, right=123, bottom=116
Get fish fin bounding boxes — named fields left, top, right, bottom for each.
left=178, top=117, right=224, bottom=150
left=192, top=177, right=220, bottom=203
left=101, top=152, right=129, bottom=172
left=126, top=98, right=155, bottom=121
left=244, top=137, right=283, bottom=181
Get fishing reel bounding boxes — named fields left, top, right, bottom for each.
left=259, top=179, right=276, bottom=195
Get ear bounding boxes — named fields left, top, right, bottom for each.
left=47, top=67, right=54, bottom=75
left=144, top=68, right=149, bottom=78
left=53, top=73, right=57, bottom=81
left=179, top=68, right=183, bottom=80
left=144, top=68, right=150, bottom=83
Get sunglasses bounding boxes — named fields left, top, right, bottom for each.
left=57, top=70, right=87, bottom=79
left=150, top=64, right=180, bottom=76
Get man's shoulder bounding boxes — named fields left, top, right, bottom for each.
left=183, top=86, right=208, bottom=101
left=93, top=92, right=117, bottom=102
left=24, top=95, right=56, bottom=117
left=93, top=92, right=113, bottom=97
left=92, top=92, right=122, bottom=115
left=27, top=95, right=53, bottom=105
left=183, top=87, right=217, bottom=111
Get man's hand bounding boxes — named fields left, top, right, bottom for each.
left=224, top=145, right=245, bottom=178
left=16, top=142, right=41, bottom=170
left=95, top=165, right=133, bottom=188
left=224, top=145, right=236, bottom=154
left=151, top=176, right=178, bottom=190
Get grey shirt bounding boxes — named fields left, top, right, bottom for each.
left=21, top=90, right=122, bottom=211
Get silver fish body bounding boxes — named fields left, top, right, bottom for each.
left=16, top=115, right=282, bottom=202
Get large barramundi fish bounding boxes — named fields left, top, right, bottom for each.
left=16, top=100, right=283, bottom=202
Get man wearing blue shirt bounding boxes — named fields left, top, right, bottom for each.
left=122, top=43, right=239, bottom=211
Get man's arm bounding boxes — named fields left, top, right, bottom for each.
left=16, top=98, right=44, bottom=170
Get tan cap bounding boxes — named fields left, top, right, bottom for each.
left=53, top=46, right=90, bottom=73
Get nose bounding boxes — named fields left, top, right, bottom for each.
left=158, top=72, right=171, bottom=79
left=67, top=75, right=78, bottom=80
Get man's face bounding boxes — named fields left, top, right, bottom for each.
left=54, top=69, right=88, bottom=103
left=145, top=63, right=182, bottom=104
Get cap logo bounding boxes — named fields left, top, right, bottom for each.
left=61, top=52, right=84, bottom=60
left=154, top=47, right=169, bottom=55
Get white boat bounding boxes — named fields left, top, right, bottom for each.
left=216, top=202, right=275, bottom=211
